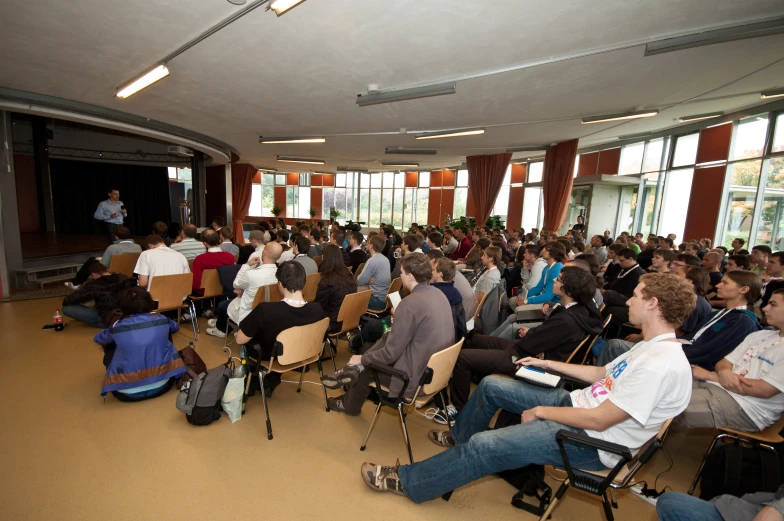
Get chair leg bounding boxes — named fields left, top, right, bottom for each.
left=327, top=338, right=338, bottom=372
left=360, top=402, right=383, bottom=451
left=601, top=491, right=614, bottom=521
left=316, top=358, right=329, bottom=411
left=399, top=405, right=414, bottom=464
left=688, top=433, right=729, bottom=495
left=539, top=480, right=569, bottom=521
left=297, top=364, right=306, bottom=392
left=259, top=370, right=273, bottom=440
left=189, top=302, right=198, bottom=340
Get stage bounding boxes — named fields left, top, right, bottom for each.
left=21, top=232, right=110, bottom=260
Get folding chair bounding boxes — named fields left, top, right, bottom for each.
left=245, top=317, right=331, bottom=440
left=107, top=253, right=140, bottom=277
left=303, top=273, right=321, bottom=302
left=688, top=413, right=784, bottom=495
left=353, top=262, right=366, bottom=280
left=149, top=273, right=197, bottom=341
left=367, top=277, right=403, bottom=315
left=466, top=290, right=491, bottom=332
left=581, top=314, right=613, bottom=365
left=188, top=268, right=224, bottom=322
left=326, top=290, right=373, bottom=370
left=313, top=255, right=323, bottom=268
left=360, top=338, right=464, bottom=463
left=563, top=335, right=591, bottom=364
left=224, top=283, right=282, bottom=348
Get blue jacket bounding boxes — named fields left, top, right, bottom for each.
left=95, top=314, right=186, bottom=396
left=527, top=262, right=563, bottom=304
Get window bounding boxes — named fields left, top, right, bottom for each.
left=773, top=113, right=784, bottom=154
left=755, top=157, right=784, bottom=249
left=672, top=133, right=699, bottom=167
left=522, top=187, right=543, bottom=231
left=275, top=174, right=286, bottom=185
left=721, top=160, right=762, bottom=248
left=249, top=172, right=275, bottom=217
left=324, top=172, right=356, bottom=221
left=658, top=168, right=695, bottom=243
left=286, top=186, right=298, bottom=219
left=619, top=142, right=645, bottom=175
left=731, top=115, right=769, bottom=160
left=491, top=165, right=512, bottom=222
left=639, top=172, right=663, bottom=236
left=528, top=162, right=543, bottom=183
left=642, top=138, right=667, bottom=173
left=573, top=154, right=580, bottom=178
left=297, top=186, right=311, bottom=219
left=453, top=169, right=469, bottom=219
left=167, top=167, right=178, bottom=180
left=419, top=171, right=430, bottom=188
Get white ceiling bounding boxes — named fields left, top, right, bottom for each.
left=1, top=0, right=784, bottom=170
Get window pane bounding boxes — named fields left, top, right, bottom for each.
left=249, top=184, right=262, bottom=216
left=346, top=172, right=354, bottom=187
left=640, top=172, right=663, bottom=236
left=619, top=142, right=645, bottom=175
left=298, top=187, right=311, bottom=219
left=392, top=188, right=404, bottom=228
left=403, top=189, right=414, bottom=229
left=503, top=165, right=511, bottom=185
left=672, top=133, right=699, bottom=167
left=419, top=171, right=430, bottom=187
left=731, top=115, right=769, bottom=160
left=659, top=168, right=695, bottom=243
left=360, top=173, right=370, bottom=188
left=358, top=188, right=369, bottom=223
left=262, top=186, right=274, bottom=217
left=528, top=162, right=543, bottom=183
left=573, top=155, right=580, bottom=178
left=346, top=186, right=355, bottom=221
left=617, top=185, right=639, bottom=235
left=275, top=174, right=286, bottom=185
left=642, top=138, right=666, bottom=173
left=773, top=113, right=784, bottom=154
left=492, top=185, right=510, bottom=222
left=168, top=167, right=177, bottom=179
left=457, top=169, right=468, bottom=187
left=522, top=187, right=542, bottom=230
left=416, top=188, right=429, bottom=223
left=370, top=173, right=382, bottom=189
left=369, top=190, right=381, bottom=227
left=721, top=160, right=762, bottom=248
left=336, top=173, right=346, bottom=187
left=335, top=188, right=347, bottom=221
left=262, top=173, right=274, bottom=185
left=286, top=186, right=298, bottom=218
left=453, top=187, right=468, bottom=219
left=757, top=157, right=784, bottom=249
left=394, top=172, right=404, bottom=189
left=322, top=187, right=335, bottom=219
left=381, top=188, right=394, bottom=224
left=382, top=172, right=394, bottom=188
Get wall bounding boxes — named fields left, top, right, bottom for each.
left=586, top=185, right=620, bottom=236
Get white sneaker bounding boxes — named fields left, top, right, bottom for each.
left=181, top=313, right=192, bottom=322
left=202, top=309, right=215, bottom=318
left=206, top=327, right=226, bottom=338
left=433, top=405, right=458, bottom=426
left=207, top=318, right=217, bottom=328
left=64, top=282, right=79, bottom=290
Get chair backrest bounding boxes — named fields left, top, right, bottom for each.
left=581, top=314, right=612, bottom=365
left=472, top=291, right=490, bottom=322
left=564, top=335, right=590, bottom=364
left=149, top=273, right=193, bottom=311
left=108, top=253, right=140, bottom=277
left=275, top=317, right=331, bottom=366
left=198, top=269, right=223, bottom=298
left=368, top=278, right=402, bottom=313
left=615, top=418, right=673, bottom=485
left=421, top=338, right=464, bottom=396
left=313, top=255, right=322, bottom=268
left=354, top=262, right=366, bottom=281
left=336, top=290, right=373, bottom=332
left=252, top=282, right=283, bottom=308
left=188, top=259, right=195, bottom=271
left=303, top=272, right=321, bottom=302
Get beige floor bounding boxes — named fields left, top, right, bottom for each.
left=0, top=297, right=718, bottom=521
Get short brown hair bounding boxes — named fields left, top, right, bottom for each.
left=219, top=226, right=233, bottom=240
left=654, top=248, right=677, bottom=262
left=434, top=257, right=456, bottom=282
left=368, top=235, right=386, bottom=253
left=152, top=221, right=168, bottom=236
left=639, top=273, right=697, bottom=328
left=484, top=245, right=503, bottom=267
left=146, top=234, right=163, bottom=247
left=400, top=253, right=432, bottom=283
left=723, top=270, right=762, bottom=306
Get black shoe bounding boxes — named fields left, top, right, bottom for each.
left=321, top=365, right=361, bottom=390
left=327, top=396, right=361, bottom=416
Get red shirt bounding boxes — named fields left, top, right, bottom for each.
left=192, top=250, right=235, bottom=293
left=450, top=237, right=474, bottom=260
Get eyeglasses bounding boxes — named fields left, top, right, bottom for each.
left=672, top=262, right=687, bottom=267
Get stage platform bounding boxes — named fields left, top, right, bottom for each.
left=21, top=232, right=110, bottom=260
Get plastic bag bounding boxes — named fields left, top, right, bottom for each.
left=221, top=377, right=245, bottom=423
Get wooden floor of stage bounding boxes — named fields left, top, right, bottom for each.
left=21, top=233, right=113, bottom=259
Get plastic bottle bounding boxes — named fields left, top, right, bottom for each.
left=53, top=308, right=64, bottom=331
left=234, top=358, right=247, bottom=378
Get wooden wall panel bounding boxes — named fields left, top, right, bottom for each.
left=507, top=186, right=524, bottom=229
left=696, top=122, right=732, bottom=164
left=597, top=148, right=621, bottom=175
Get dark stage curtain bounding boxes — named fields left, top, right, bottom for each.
left=49, top=159, right=172, bottom=237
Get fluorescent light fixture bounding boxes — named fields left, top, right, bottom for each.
left=314, top=171, right=335, bottom=175
left=116, top=64, right=169, bottom=98
left=645, top=17, right=784, bottom=56
left=337, top=167, right=368, bottom=172
left=618, top=131, right=652, bottom=140
left=581, top=110, right=658, bottom=124
left=761, top=87, right=784, bottom=99
left=385, top=147, right=437, bottom=155
left=381, top=162, right=419, bottom=168
left=506, top=145, right=551, bottom=152
left=357, top=82, right=456, bottom=107
left=415, top=128, right=485, bottom=140
left=260, top=136, right=326, bottom=144
left=679, top=111, right=723, bottom=122
left=257, top=167, right=277, bottom=173
left=269, top=0, right=306, bottom=16
left=277, top=156, right=324, bottom=165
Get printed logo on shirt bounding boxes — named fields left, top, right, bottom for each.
left=757, top=356, right=775, bottom=366
left=589, top=359, right=629, bottom=399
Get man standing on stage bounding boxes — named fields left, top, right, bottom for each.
left=94, top=189, right=127, bottom=244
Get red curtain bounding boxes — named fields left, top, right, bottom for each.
left=231, top=163, right=255, bottom=244
left=542, top=139, right=579, bottom=233
left=467, top=153, right=512, bottom=225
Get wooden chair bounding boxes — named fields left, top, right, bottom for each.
left=564, top=335, right=591, bottom=364
left=224, top=283, right=283, bottom=348
left=313, top=255, right=323, bottom=268
left=149, top=273, right=197, bottom=340
left=353, top=262, right=366, bottom=281
left=581, top=314, right=613, bottom=365
left=188, top=259, right=195, bottom=271
left=360, top=338, right=464, bottom=463
left=688, top=413, right=784, bottom=495
left=466, top=290, right=491, bottom=331
left=303, top=273, right=321, bottom=302
left=367, top=277, right=403, bottom=315
left=326, top=290, right=373, bottom=370
left=188, top=268, right=224, bottom=310
left=245, top=317, right=331, bottom=440
left=107, top=253, right=140, bottom=277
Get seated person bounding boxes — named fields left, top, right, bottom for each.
left=430, top=257, right=467, bottom=345
left=472, top=246, right=502, bottom=304
left=356, top=235, right=392, bottom=310
left=235, top=261, right=326, bottom=396
left=598, top=270, right=762, bottom=369
left=680, top=288, right=784, bottom=433
left=522, top=241, right=566, bottom=305
left=391, top=235, right=424, bottom=279
left=670, top=253, right=702, bottom=278
left=190, top=229, right=235, bottom=295
left=701, top=251, right=724, bottom=294
left=62, top=262, right=135, bottom=328
left=359, top=273, right=695, bottom=503
left=219, top=226, right=240, bottom=257
left=462, top=238, right=491, bottom=272
left=601, top=243, right=625, bottom=287
left=449, top=226, right=473, bottom=261
left=727, top=254, right=751, bottom=272
left=170, top=223, right=206, bottom=261
left=348, top=231, right=368, bottom=274
left=307, top=229, right=323, bottom=258
left=66, top=225, right=141, bottom=289
left=427, top=250, right=478, bottom=320
left=648, top=247, right=676, bottom=275
left=450, top=267, right=603, bottom=416
left=761, top=251, right=784, bottom=308
left=134, top=234, right=190, bottom=291
left=95, top=287, right=186, bottom=401
left=206, top=242, right=282, bottom=338
left=657, top=484, right=784, bottom=521
left=315, top=244, right=358, bottom=334
left=292, top=235, right=319, bottom=275
left=320, top=254, right=454, bottom=415
left=602, top=248, right=644, bottom=336
left=330, top=229, right=351, bottom=266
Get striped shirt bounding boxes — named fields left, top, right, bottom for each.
left=170, top=238, right=206, bottom=261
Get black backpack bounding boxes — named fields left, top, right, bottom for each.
left=699, top=441, right=780, bottom=500
left=176, top=363, right=232, bottom=426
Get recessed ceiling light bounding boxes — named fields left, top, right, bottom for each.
left=644, top=17, right=784, bottom=56
left=679, top=111, right=724, bottom=122
left=581, top=110, right=659, bottom=124
left=277, top=156, right=324, bottom=165
left=337, top=167, right=368, bottom=172
left=257, top=167, right=277, bottom=173
left=116, top=64, right=169, bottom=98
left=761, top=87, right=784, bottom=99
left=618, top=131, right=652, bottom=140
left=356, top=82, right=456, bottom=107
left=415, top=128, right=485, bottom=140
left=260, top=136, right=326, bottom=144
left=381, top=162, right=419, bottom=168
left=385, top=147, right=437, bottom=155
left=269, top=0, right=306, bottom=16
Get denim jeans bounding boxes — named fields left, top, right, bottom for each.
left=656, top=492, right=723, bottom=521
left=62, top=304, right=103, bottom=328
left=215, top=299, right=231, bottom=331
left=397, top=375, right=605, bottom=503
left=369, top=295, right=387, bottom=310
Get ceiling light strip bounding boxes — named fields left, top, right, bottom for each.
left=260, top=136, right=326, bottom=144
left=277, top=156, right=324, bottom=165
left=644, top=16, right=784, bottom=56
left=357, top=83, right=456, bottom=107
left=385, top=147, right=438, bottom=155
left=762, top=87, right=784, bottom=99
left=415, top=128, right=485, bottom=140
left=581, top=110, right=659, bottom=124
left=269, top=0, right=307, bottom=16
left=678, top=111, right=723, bottom=122
left=116, top=64, right=170, bottom=98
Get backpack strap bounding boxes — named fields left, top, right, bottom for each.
left=723, top=443, right=743, bottom=495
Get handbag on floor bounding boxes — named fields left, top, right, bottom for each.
left=699, top=441, right=780, bottom=500
left=176, top=362, right=232, bottom=426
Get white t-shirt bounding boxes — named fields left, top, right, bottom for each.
left=134, top=246, right=190, bottom=291
left=277, top=248, right=296, bottom=265
left=570, top=333, right=692, bottom=467
left=229, top=264, right=279, bottom=323
left=707, top=329, right=784, bottom=430
left=248, top=244, right=265, bottom=262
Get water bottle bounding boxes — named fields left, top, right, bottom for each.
left=53, top=308, right=64, bottom=331
left=234, top=359, right=247, bottom=378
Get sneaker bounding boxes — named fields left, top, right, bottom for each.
left=181, top=313, right=192, bottom=322
left=205, top=327, right=226, bottom=338
left=207, top=318, right=217, bottom=328
left=327, top=396, right=361, bottom=416
left=360, top=460, right=407, bottom=497
left=64, top=282, right=79, bottom=290
left=202, top=309, right=215, bottom=318
left=428, top=429, right=456, bottom=447
left=321, top=365, right=360, bottom=390
left=433, top=405, right=458, bottom=426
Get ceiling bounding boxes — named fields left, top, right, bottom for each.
left=1, top=0, right=784, bottom=170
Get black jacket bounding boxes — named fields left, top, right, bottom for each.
left=603, top=261, right=621, bottom=289
left=349, top=248, right=368, bottom=274
left=516, top=304, right=604, bottom=361
left=315, top=278, right=357, bottom=325
left=762, top=279, right=784, bottom=308
left=62, top=274, right=135, bottom=326
left=605, top=264, right=644, bottom=303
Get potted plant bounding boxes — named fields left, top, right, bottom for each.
left=329, top=208, right=342, bottom=222
left=309, top=206, right=317, bottom=223
left=271, top=203, right=282, bottom=218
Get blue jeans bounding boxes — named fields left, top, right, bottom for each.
left=369, top=295, right=387, bottom=310
left=216, top=299, right=232, bottom=331
left=397, top=376, right=605, bottom=503
left=656, top=492, right=723, bottom=521
left=63, top=305, right=103, bottom=328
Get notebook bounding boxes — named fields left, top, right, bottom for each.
left=388, top=291, right=402, bottom=309
left=515, top=366, right=561, bottom=388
